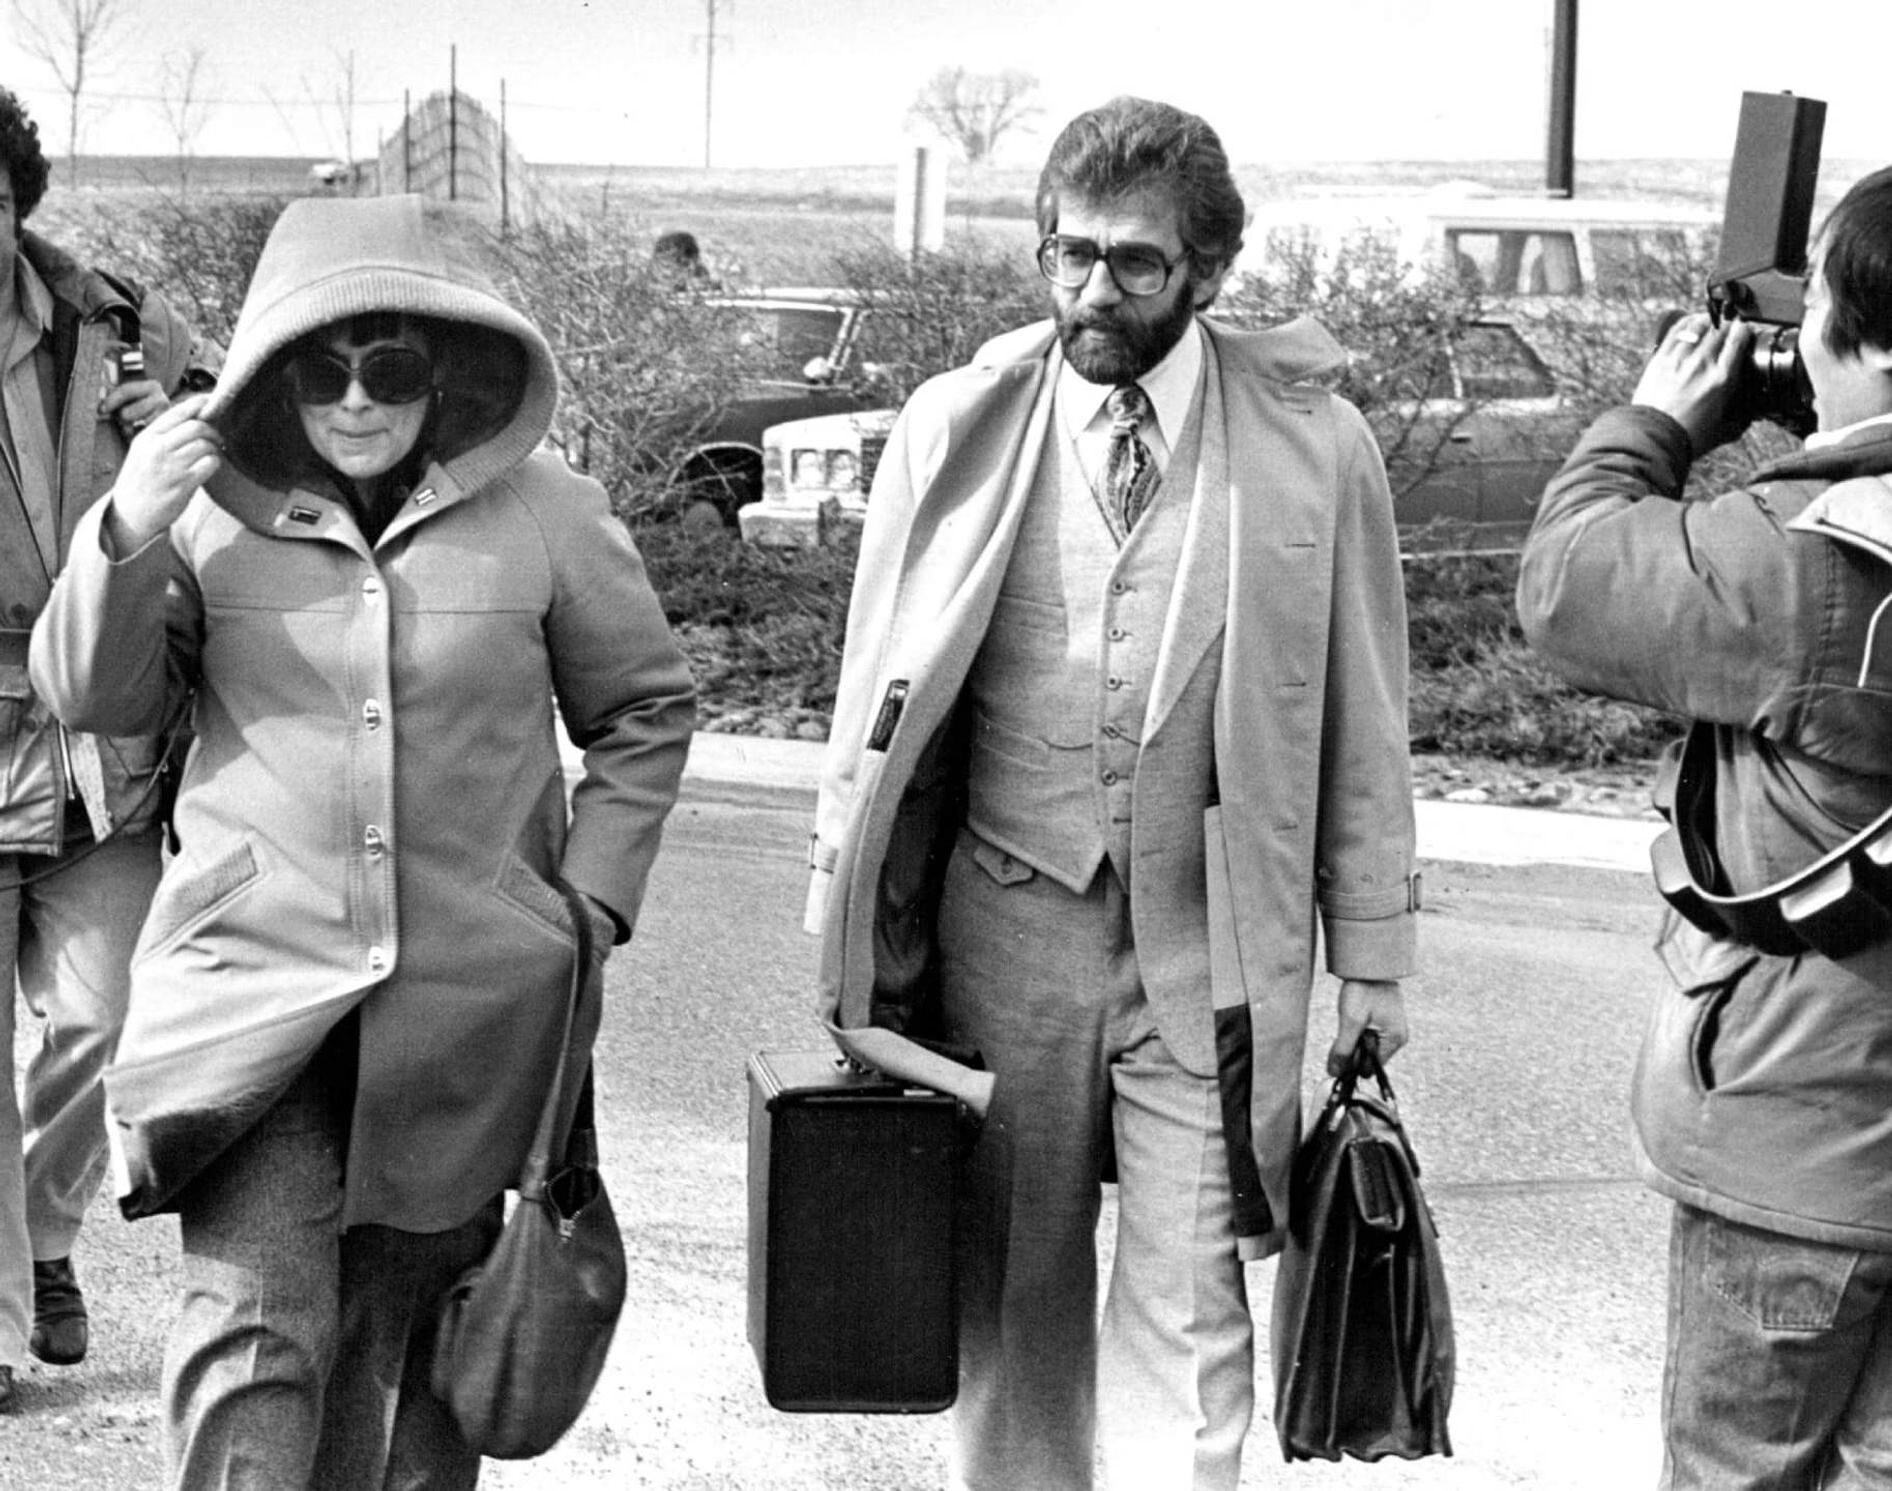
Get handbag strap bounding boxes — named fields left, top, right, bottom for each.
left=517, top=880, right=599, bottom=1202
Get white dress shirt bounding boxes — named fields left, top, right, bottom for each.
left=1057, top=317, right=1204, bottom=491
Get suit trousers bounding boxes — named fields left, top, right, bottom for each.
left=162, top=1046, right=502, bottom=1491
left=0, top=828, right=162, bottom=1368
left=937, top=826, right=1251, bottom=1491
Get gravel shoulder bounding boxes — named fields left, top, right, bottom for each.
left=1410, top=751, right=1660, bottom=820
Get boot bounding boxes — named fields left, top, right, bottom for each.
left=29, top=1258, right=87, bottom=1366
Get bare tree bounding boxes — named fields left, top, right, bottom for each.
left=314, top=48, right=362, bottom=175
left=907, top=66, right=1041, bottom=166
left=262, top=48, right=361, bottom=180
left=11, top=0, right=134, bottom=184
left=156, top=45, right=214, bottom=194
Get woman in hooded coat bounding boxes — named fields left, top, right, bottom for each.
left=29, top=194, right=696, bottom=1486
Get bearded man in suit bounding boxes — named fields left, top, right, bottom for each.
left=805, top=95, right=1419, bottom=1491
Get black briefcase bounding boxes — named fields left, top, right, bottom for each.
left=1271, top=1033, right=1454, bottom=1462
left=746, top=1049, right=963, bottom=1412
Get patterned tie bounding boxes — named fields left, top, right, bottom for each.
left=1103, top=383, right=1158, bottom=531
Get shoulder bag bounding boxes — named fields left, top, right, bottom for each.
left=430, top=879, right=627, bottom=1459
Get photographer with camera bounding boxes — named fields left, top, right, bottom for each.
left=1518, top=163, right=1892, bottom=1489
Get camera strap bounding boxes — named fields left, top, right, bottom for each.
left=1652, top=721, right=1892, bottom=960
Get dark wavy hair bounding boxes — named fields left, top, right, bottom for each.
left=219, top=312, right=527, bottom=488
left=1034, top=96, right=1246, bottom=280
left=1816, top=165, right=1892, bottom=362
left=0, top=87, right=50, bottom=228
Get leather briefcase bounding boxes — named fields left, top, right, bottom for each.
left=746, top=1049, right=963, bottom=1412
left=1271, top=1034, right=1454, bottom=1462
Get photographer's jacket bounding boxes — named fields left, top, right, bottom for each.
left=807, top=317, right=1418, bottom=1250
left=1518, top=405, right=1892, bottom=1248
left=0, top=233, right=203, bottom=853
left=30, top=197, right=696, bottom=1231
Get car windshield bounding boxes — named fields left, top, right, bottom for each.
left=721, top=304, right=848, bottom=380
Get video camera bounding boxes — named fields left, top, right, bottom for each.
left=1688, top=91, right=1827, bottom=436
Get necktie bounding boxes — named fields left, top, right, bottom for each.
left=1103, top=384, right=1158, bottom=531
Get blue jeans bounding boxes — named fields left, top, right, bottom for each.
left=162, top=1049, right=502, bottom=1490
left=1662, top=1203, right=1892, bottom=1489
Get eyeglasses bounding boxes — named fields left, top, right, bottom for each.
left=1036, top=235, right=1187, bottom=297
left=285, top=346, right=436, bottom=406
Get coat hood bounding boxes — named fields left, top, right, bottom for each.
left=205, top=194, right=558, bottom=505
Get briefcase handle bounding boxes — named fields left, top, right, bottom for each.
left=1336, top=1029, right=1393, bottom=1103
left=1320, top=1030, right=1421, bottom=1179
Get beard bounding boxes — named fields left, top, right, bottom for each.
left=1055, top=276, right=1199, bottom=384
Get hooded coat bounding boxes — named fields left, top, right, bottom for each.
left=29, top=195, right=696, bottom=1231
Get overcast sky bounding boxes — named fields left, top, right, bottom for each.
left=1, top=0, right=1885, bottom=170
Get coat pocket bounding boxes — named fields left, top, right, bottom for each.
left=137, top=840, right=261, bottom=957
left=1654, top=907, right=1761, bottom=1094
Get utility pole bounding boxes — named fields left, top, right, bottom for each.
left=699, top=0, right=730, bottom=169
left=1545, top=0, right=1578, bottom=197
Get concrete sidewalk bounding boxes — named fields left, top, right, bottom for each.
left=576, top=730, right=1664, bottom=876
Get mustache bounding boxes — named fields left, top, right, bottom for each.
left=1066, top=309, right=1132, bottom=335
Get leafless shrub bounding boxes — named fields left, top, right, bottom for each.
left=483, top=217, right=761, bottom=521
left=1216, top=231, right=1487, bottom=499
left=85, top=193, right=284, bottom=348
left=828, top=238, right=1045, bottom=409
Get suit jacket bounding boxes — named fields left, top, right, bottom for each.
left=806, top=315, right=1418, bottom=1251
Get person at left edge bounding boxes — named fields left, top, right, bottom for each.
left=29, top=193, right=695, bottom=1487
left=0, top=83, right=216, bottom=1416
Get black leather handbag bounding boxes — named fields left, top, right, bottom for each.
left=1271, top=1033, right=1454, bottom=1463
left=430, top=881, right=626, bottom=1459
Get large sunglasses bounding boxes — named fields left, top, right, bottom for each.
left=1036, top=235, right=1187, bottom=298
left=285, top=346, right=436, bottom=406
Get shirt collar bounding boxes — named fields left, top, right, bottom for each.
left=4, top=248, right=53, bottom=365
left=1056, top=315, right=1203, bottom=445
left=1805, top=411, right=1892, bottom=452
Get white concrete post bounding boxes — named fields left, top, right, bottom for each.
left=894, top=146, right=947, bottom=257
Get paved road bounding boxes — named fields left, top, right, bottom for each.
left=4, top=745, right=1677, bottom=1489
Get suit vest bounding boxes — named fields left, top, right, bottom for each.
left=963, top=389, right=1204, bottom=892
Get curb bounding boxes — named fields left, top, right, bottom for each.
left=565, top=731, right=1660, bottom=876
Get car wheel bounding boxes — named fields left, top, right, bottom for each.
left=675, top=454, right=761, bottom=530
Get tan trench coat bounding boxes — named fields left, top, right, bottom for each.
left=807, top=316, right=1417, bottom=1252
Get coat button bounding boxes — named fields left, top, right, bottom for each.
left=364, top=825, right=386, bottom=858
left=368, top=946, right=388, bottom=974
left=362, top=700, right=382, bottom=729
left=1106, top=674, right=1123, bottom=690
left=1101, top=769, right=1118, bottom=785
left=361, top=576, right=382, bottom=599
left=1108, top=626, right=1126, bottom=641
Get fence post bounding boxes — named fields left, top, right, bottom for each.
left=893, top=146, right=945, bottom=259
